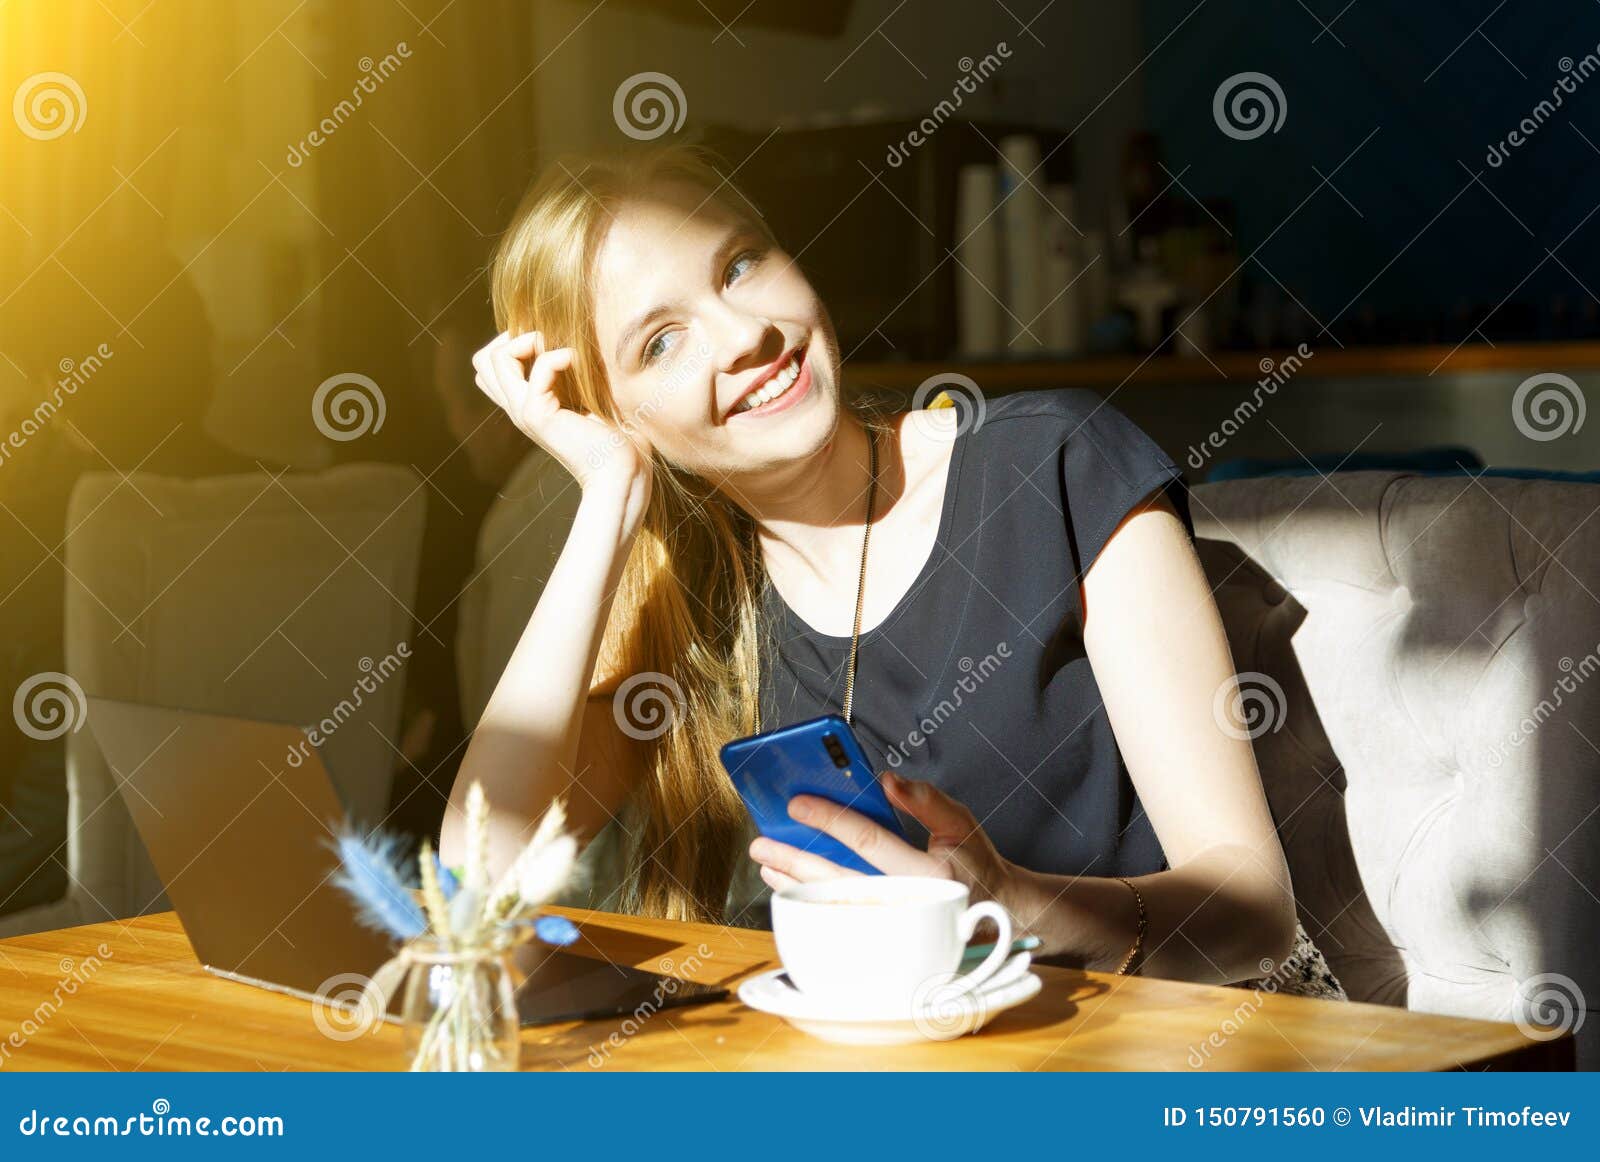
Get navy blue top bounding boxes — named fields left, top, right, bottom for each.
left=758, top=388, right=1191, bottom=879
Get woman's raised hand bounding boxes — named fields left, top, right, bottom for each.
left=470, top=329, right=652, bottom=494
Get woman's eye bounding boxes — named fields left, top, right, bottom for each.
left=643, top=330, right=676, bottom=365
left=725, top=248, right=763, bottom=286
left=640, top=248, right=763, bottom=366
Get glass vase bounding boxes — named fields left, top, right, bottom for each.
left=399, top=939, right=521, bottom=1072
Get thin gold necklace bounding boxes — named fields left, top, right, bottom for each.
left=750, top=425, right=879, bottom=733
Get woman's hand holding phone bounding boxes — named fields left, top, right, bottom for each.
left=748, top=770, right=1015, bottom=906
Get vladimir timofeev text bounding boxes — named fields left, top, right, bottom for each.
left=1359, top=1107, right=1571, bottom=1128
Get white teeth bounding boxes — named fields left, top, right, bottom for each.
left=735, top=352, right=802, bottom=413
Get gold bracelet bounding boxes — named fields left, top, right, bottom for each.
left=1113, top=876, right=1147, bottom=975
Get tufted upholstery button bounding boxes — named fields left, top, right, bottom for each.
left=1191, top=471, right=1600, bottom=1069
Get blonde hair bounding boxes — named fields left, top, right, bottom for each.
left=489, top=143, right=851, bottom=923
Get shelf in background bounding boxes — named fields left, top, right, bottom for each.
left=842, top=341, right=1600, bottom=392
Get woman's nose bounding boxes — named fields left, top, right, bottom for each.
left=708, top=303, right=779, bottom=374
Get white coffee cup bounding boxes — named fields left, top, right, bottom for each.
left=770, top=876, right=1013, bottom=1014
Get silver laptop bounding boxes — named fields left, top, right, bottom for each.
left=85, top=697, right=726, bottom=1025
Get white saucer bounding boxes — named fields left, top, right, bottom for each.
left=737, top=953, right=1043, bottom=1046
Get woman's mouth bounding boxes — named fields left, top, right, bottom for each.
left=731, top=346, right=812, bottom=418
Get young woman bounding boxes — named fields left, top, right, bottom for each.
left=441, top=143, right=1342, bottom=992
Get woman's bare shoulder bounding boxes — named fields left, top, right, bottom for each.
left=890, top=406, right=960, bottom=485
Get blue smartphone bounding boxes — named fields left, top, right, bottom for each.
left=719, top=713, right=907, bottom=875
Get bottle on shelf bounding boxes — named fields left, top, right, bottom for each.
left=1117, top=236, right=1179, bottom=352
left=954, top=163, right=1004, bottom=357
left=998, top=133, right=1047, bottom=354
left=1041, top=182, right=1085, bottom=357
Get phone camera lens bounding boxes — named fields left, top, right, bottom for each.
left=822, top=734, right=850, bottom=769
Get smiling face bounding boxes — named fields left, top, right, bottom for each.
left=589, top=181, right=842, bottom=482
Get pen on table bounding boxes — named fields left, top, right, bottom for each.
left=960, top=935, right=1040, bottom=965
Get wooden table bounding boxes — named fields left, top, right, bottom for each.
left=0, top=908, right=1573, bottom=1071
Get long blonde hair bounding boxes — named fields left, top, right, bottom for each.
left=490, top=143, right=837, bottom=922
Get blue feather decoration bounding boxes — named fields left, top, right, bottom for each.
left=331, top=828, right=426, bottom=942
left=505, top=915, right=580, bottom=946
left=531, top=915, right=580, bottom=947
left=434, top=854, right=460, bottom=901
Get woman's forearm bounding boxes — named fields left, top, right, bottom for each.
left=1000, top=843, right=1296, bottom=984
left=439, top=473, right=647, bottom=876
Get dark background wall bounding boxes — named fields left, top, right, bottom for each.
left=1144, top=0, right=1600, bottom=342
